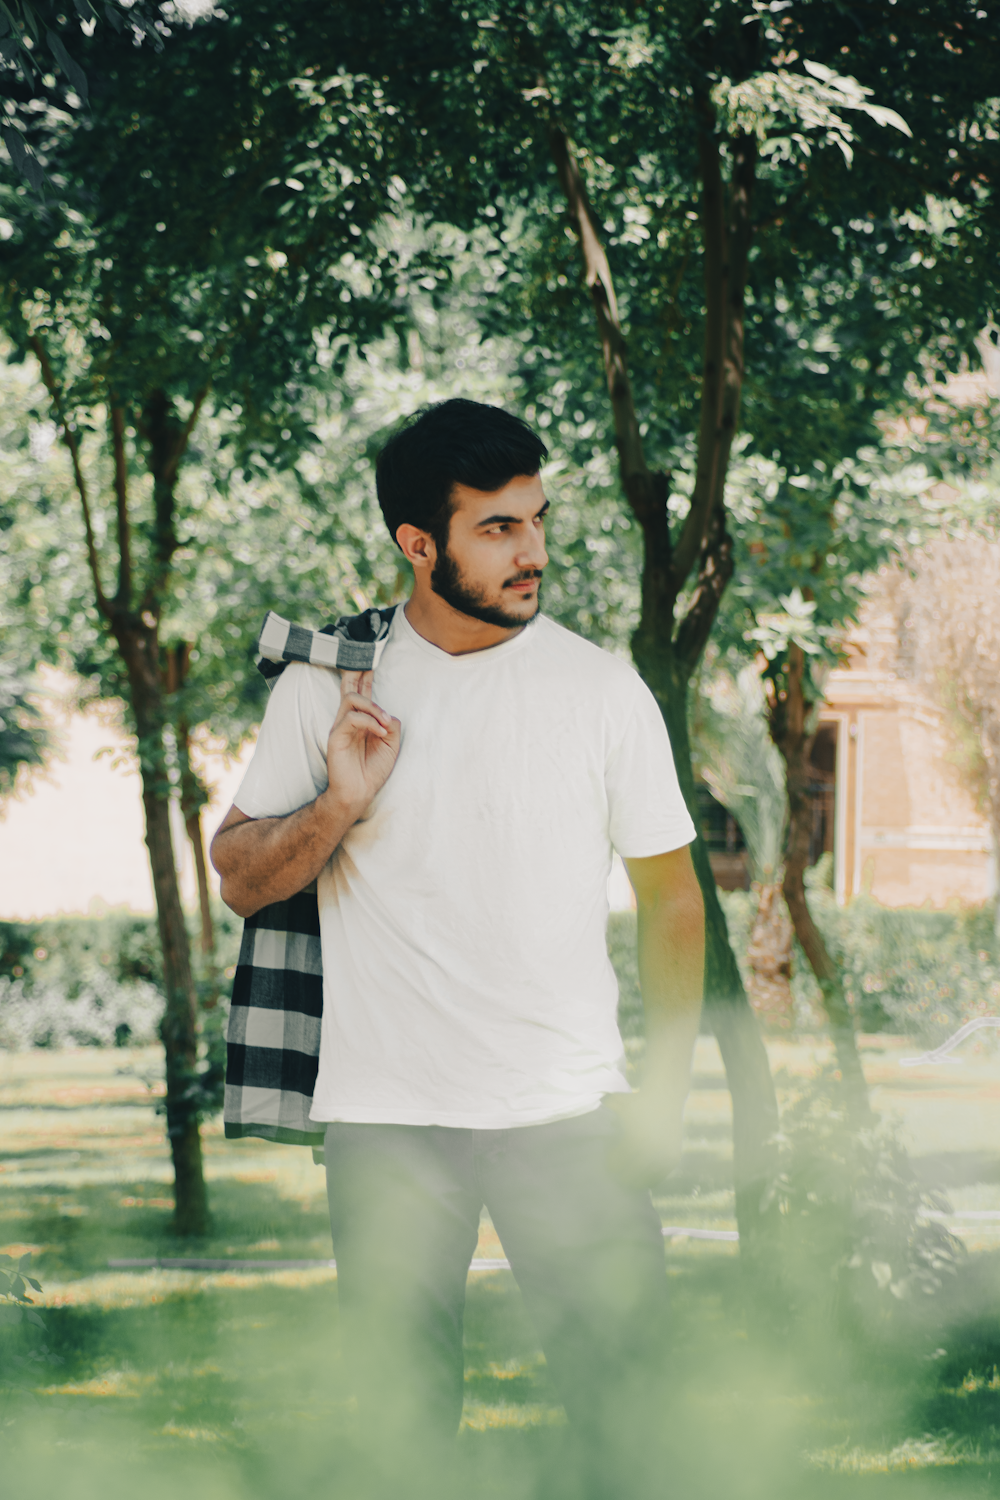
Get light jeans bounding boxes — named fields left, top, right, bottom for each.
left=324, top=1105, right=669, bottom=1491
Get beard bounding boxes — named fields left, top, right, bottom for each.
left=430, top=545, right=543, bottom=629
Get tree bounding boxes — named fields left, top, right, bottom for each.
left=0, top=661, right=49, bottom=800
left=0, top=0, right=161, bottom=192
left=0, top=9, right=423, bottom=1233
left=731, top=403, right=1000, bottom=1115
left=691, top=663, right=792, bottom=1028
left=356, top=0, right=1000, bottom=1235
left=6, top=0, right=998, bottom=1241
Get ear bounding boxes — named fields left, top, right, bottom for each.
left=395, top=523, right=437, bottom=572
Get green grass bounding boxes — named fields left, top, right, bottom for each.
left=4, top=1031, right=1000, bottom=1496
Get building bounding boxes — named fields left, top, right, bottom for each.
left=818, top=604, right=995, bottom=908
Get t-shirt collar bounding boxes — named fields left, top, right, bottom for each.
left=394, top=605, right=539, bottom=664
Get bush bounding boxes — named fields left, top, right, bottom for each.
left=0, top=971, right=164, bottom=1050
left=770, top=1069, right=965, bottom=1353
left=719, top=884, right=1000, bottom=1041
left=0, top=910, right=164, bottom=993
left=810, top=891, right=1000, bottom=1043
left=0, top=905, right=243, bottom=1051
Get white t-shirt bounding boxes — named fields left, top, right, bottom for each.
left=234, top=608, right=695, bottom=1129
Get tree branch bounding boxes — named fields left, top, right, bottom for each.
left=673, top=504, right=735, bottom=674
left=110, top=404, right=132, bottom=609
left=672, top=122, right=727, bottom=587
left=548, top=124, right=659, bottom=520
left=138, top=386, right=209, bottom=615
left=29, top=333, right=111, bottom=619
left=674, top=131, right=756, bottom=675
left=171, top=385, right=209, bottom=485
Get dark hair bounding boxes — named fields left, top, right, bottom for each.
left=375, top=398, right=548, bottom=549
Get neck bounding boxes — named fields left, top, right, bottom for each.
left=403, top=586, right=527, bottom=657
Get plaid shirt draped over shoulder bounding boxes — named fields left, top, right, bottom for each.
left=223, top=606, right=397, bottom=1149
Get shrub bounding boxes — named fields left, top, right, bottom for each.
left=718, top=885, right=1000, bottom=1041
left=0, top=905, right=243, bottom=1051
left=811, top=892, right=1000, bottom=1043
left=0, top=971, right=164, bottom=1050
left=0, top=1254, right=63, bottom=1428
left=769, top=1069, right=964, bottom=1352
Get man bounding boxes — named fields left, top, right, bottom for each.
left=211, top=399, right=704, bottom=1491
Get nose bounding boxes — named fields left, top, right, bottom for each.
left=516, top=525, right=548, bottom=572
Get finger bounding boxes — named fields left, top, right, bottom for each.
left=338, top=710, right=388, bottom=738
left=339, top=669, right=362, bottom=699
left=338, top=693, right=392, bottom=727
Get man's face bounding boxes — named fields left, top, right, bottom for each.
left=430, top=472, right=549, bottom=629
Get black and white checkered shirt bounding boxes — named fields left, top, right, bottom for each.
left=223, top=606, right=397, bottom=1151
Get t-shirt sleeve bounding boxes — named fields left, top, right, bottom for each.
left=233, top=663, right=340, bottom=820
left=605, top=676, right=697, bottom=859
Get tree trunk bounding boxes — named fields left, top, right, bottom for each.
left=175, top=717, right=215, bottom=960
left=771, top=647, right=871, bottom=1120
left=550, top=118, right=780, bottom=1250
left=164, top=648, right=217, bottom=967
left=119, top=623, right=210, bottom=1235
left=143, top=782, right=210, bottom=1234
left=649, top=654, right=781, bottom=1242
left=745, top=883, right=794, bottom=1029
left=185, top=805, right=216, bottom=960
left=35, top=347, right=211, bottom=1236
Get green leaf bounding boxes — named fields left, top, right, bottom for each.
left=1, top=126, right=46, bottom=194
left=46, top=28, right=89, bottom=102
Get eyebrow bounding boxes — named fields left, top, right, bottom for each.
left=476, top=500, right=550, bottom=528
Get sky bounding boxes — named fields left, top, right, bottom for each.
left=0, top=673, right=252, bottom=920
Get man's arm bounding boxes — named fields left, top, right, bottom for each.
left=210, top=668, right=401, bottom=919
left=607, top=845, right=705, bottom=1186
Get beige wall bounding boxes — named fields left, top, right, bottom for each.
left=821, top=613, right=993, bottom=908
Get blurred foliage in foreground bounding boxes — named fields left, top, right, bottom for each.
left=2, top=1039, right=999, bottom=1487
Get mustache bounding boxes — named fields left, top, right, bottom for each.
left=503, top=570, right=544, bottom=588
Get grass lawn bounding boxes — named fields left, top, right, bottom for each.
left=3, top=1033, right=1000, bottom=1496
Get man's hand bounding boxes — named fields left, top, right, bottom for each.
left=603, top=1090, right=684, bottom=1190
left=325, top=669, right=401, bottom=819
left=211, top=669, right=402, bottom=919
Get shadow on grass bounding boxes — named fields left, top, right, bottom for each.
left=2, top=1174, right=333, bottom=1277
